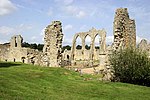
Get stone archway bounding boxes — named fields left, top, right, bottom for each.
left=84, top=34, right=92, bottom=60
left=21, top=57, right=25, bottom=63
left=93, top=34, right=101, bottom=60
left=71, top=28, right=106, bottom=67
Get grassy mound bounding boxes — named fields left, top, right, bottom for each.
left=0, top=62, right=150, bottom=100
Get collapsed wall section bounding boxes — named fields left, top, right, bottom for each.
left=113, top=8, right=136, bottom=51
left=43, top=21, right=63, bottom=67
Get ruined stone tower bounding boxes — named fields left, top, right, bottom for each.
left=10, top=35, right=23, bottom=48
left=43, top=21, right=63, bottom=67
left=113, top=8, right=136, bottom=51
left=9, top=35, right=24, bottom=62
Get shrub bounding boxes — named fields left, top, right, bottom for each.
left=109, top=48, right=150, bottom=86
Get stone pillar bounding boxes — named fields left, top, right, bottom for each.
left=43, top=21, right=63, bottom=67
left=99, top=32, right=106, bottom=68
left=71, top=35, right=77, bottom=66
left=113, top=8, right=136, bottom=51
left=128, top=19, right=136, bottom=47
left=89, top=38, right=94, bottom=67
left=81, top=38, right=85, bottom=60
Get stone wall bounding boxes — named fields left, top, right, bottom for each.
left=0, top=43, right=10, bottom=61
left=71, top=28, right=106, bottom=67
left=113, top=8, right=136, bottom=51
left=137, top=39, right=150, bottom=57
left=42, top=21, right=63, bottom=67
left=0, top=21, right=64, bottom=67
left=0, top=35, right=42, bottom=64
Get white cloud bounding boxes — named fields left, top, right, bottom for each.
left=90, top=8, right=97, bottom=17
left=31, top=36, right=37, bottom=40
left=63, top=38, right=72, bottom=45
left=55, top=0, right=74, bottom=5
left=54, top=0, right=87, bottom=18
left=47, top=8, right=53, bottom=16
left=0, top=26, right=15, bottom=35
left=0, top=24, right=32, bottom=36
left=63, top=5, right=87, bottom=18
left=18, top=24, right=32, bottom=30
left=76, top=11, right=86, bottom=18
left=64, top=24, right=73, bottom=31
left=16, top=24, right=33, bottom=33
left=40, top=28, right=45, bottom=36
left=63, top=0, right=74, bottom=5
left=129, top=6, right=150, bottom=20
left=80, top=25, right=88, bottom=31
left=64, top=5, right=77, bottom=15
left=0, top=0, right=17, bottom=16
left=106, top=36, right=114, bottom=45
left=0, top=40, right=9, bottom=44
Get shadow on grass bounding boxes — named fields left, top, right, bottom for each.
left=0, top=62, right=21, bottom=68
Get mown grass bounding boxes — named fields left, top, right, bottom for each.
left=0, top=62, right=150, bottom=100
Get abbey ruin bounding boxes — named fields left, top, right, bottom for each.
left=0, top=8, right=150, bottom=78
left=70, top=28, right=106, bottom=68
left=113, top=8, right=136, bottom=51
left=42, top=21, right=63, bottom=67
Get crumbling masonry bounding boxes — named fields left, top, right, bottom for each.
left=113, top=8, right=136, bottom=51
left=1, top=8, right=150, bottom=76
left=42, top=21, right=63, bottom=67
left=71, top=28, right=106, bottom=67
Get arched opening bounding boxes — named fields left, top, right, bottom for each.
left=21, top=57, right=25, bottom=63
left=94, top=34, right=101, bottom=60
left=85, top=35, right=91, bottom=50
left=76, top=36, right=82, bottom=50
left=15, top=37, right=17, bottom=47
left=67, top=55, right=69, bottom=59
left=84, top=35, right=91, bottom=60
left=94, top=34, right=101, bottom=49
left=75, top=36, right=82, bottom=60
left=31, top=57, right=35, bottom=65
left=13, top=58, right=16, bottom=62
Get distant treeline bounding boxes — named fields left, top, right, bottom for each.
left=21, top=42, right=99, bottom=52
left=22, top=42, right=44, bottom=51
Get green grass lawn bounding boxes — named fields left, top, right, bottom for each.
left=0, top=62, right=150, bottom=100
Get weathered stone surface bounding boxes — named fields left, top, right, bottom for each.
left=137, top=39, right=148, bottom=51
left=1, top=8, right=148, bottom=81
left=0, top=35, right=42, bottom=64
left=0, top=43, right=10, bottom=61
left=42, top=21, right=63, bottom=67
left=113, top=8, right=136, bottom=51
left=10, top=35, right=23, bottom=48
left=0, top=21, right=64, bottom=67
left=137, top=39, right=150, bottom=57
left=70, top=28, right=106, bottom=67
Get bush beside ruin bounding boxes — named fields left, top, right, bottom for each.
left=109, top=48, right=150, bottom=86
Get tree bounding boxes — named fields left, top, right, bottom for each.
left=30, top=43, right=37, bottom=49
left=22, top=42, right=30, bottom=47
left=109, top=48, right=150, bottom=86
left=85, top=45, right=90, bottom=50
left=76, top=45, right=82, bottom=49
left=37, top=44, right=44, bottom=51
left=95, top=46, right=99, bottom=49
left=62, top=45, right=71, bottom=52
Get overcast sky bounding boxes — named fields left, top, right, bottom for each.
left=0, top=0, right=150, bottom=45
